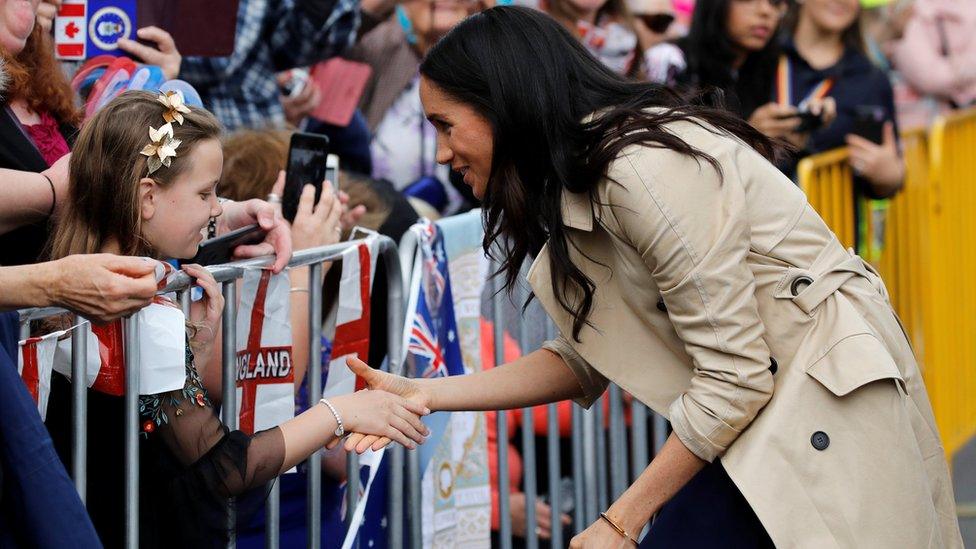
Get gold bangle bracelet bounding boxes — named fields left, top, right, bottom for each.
left=600, top=512, right=639, bottom=546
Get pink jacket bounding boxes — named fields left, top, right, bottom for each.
left=890, top=0, right=976, bottom=107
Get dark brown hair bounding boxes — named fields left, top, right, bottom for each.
left=784, top=1, right=866, bottom=53
left=421, top=7, right=777, bottom=340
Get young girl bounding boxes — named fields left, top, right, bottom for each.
left=43, top=90, right=430, bottom=547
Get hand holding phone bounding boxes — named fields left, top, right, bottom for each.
left=189, top=224, right=265, bottom=266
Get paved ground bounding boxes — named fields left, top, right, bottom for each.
left=954, top=437, right=975, bottom=546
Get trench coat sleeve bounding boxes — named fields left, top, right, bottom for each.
left=541, top=336, right=609, bottom=408
left=607, top=144, right=774, bottom=462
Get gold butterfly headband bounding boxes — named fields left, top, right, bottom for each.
left=140, top=91, right=191, bottom=175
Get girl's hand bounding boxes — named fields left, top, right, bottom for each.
left=569, top=517, right=636, bottom=549
left=292, top=179, right=343, bottom=251
left=337, top=190, right=367, bottom=232
left=806, top=96, right=837, bottom=127
left=846, top=122, right=905, bottom=198
left=328, top=389, right=431, bottom=449
left=117, top=27, right=182, bottom=80
left=184, top=264, right=224, bottom=366
left=335, top=357, right=433, bottom=453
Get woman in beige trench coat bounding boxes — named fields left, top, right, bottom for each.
left=338, top=6, right=963, bottom=547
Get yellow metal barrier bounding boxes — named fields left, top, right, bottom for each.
left=926, top=109, right=976, bottom=460
left=874, top=129, right=929, bottom=355
left=796, top=148, right=856, bottom=249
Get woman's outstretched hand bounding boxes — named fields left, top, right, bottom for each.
left=333, top=357, right=434, bottom=454
left=328, top=389, right=431, bottom=450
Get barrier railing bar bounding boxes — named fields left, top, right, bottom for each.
left=71, top=322, right=89, bottom=501
left=493, top=271, right=513, bottom=549
left=594, top=393, right=608, bottom=512
left=571, top=405, right=584, bottom=534
left=221, top=281, right=238, bottom=548
left=398, top=229, right=423, bottom=549
left=608, top=384, right=627, bottom=500
left=265, top=482, right=280, bottom=549
left=124, top=316, right=141, bottom=548
left=581, top=402, right=599, bottom=526
left=544, top=320, right=563, bottom=548
left=380, top=237, right=406, bottom=549
left=652, top=414, right=667, bottom=456
left=629, top=400, right=648, bottom=483
left=518, top=281, right=538, bottom=549
left=307, top=261, right=324, bottom=549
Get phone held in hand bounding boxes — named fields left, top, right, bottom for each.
left=189, top=224, right=265, bottom=266
left=852, top=105, right=886, bottom=144
left=282, top=132, right=331, bottom=223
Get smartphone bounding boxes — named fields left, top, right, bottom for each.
left=280, top=68, right=310, bottom=98
left=325, top=154, right=340, bottom=192
left=852, top=105, right=886, bottom=144
left=189, top=224, right=265, bottom=266
left=795, top=110, right=824, bottom=133
left=282, top=132, right=331, bottom=222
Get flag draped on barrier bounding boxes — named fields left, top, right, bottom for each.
left=18, top=329, right=62, bottom=420
left=235, top=269, right=295, bottom=436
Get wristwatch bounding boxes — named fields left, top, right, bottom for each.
left=319, top=398, right=344, bottom=437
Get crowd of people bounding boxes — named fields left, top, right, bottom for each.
left=0, top=0, right=970, bottom=546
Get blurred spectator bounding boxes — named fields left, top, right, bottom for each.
left=340, top=0, right=480, bottom=214
left=667, top=0, right=785, bottom=120
left=783, top=0, right=904, bottom=197
left=889, top=0, right=976, bottom=118
left=179, top=0, right=360, bottom=130
left=546, top=0, right=644, bottom=78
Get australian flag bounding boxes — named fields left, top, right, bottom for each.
left=405, top=220, right=465, bottom=472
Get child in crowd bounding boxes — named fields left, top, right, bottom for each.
left=43, top=90, right=430, bottom=548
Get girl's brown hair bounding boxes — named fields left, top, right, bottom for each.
left=48, top=91, right=222, bottom=260
left=3, top=24, right=81, bottom=126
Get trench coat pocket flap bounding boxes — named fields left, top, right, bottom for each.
left=806, top=333, right=908, bottom=397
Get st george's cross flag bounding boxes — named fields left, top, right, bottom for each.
left=235, top=269, right=294, bottom=435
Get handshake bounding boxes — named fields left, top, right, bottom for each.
left=322, top=357, right=434, bottom=453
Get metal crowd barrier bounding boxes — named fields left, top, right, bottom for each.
left=17, top=237, right=404, bottom=549
left=926, top=109, right=976, bottom=461
left=796, top=147, right=856, bottom=249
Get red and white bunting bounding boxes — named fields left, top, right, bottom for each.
left=54, top=0, right=87, bottom=60
left=235, top=269, right=294, bottom=435
left=18, top=330, right=64, bottom=420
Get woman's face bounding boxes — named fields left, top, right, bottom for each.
left=566, top=0, right=610, bottom=17
left=419, top=77, right=494, bottom=200
left=725, top=0, right=786, bottom=53
left=801, top=0, right=860, bottom=35
left=404, top=0, right=471, bottom=42
left=0, top=0, right=38, bottom=54
left=141, top=138, right=224, bottom=259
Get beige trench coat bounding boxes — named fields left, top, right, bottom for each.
left=528, top=119, right=963, bottom=547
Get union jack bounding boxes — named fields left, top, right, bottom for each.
left=409, top=314, right=447, bottom=378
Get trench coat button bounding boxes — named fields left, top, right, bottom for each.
left=791, top=275, right=814, bottom=297
left=769, top=357, right=778, bottom=375
left=656, top=299, right=667, bottom=313
left=811, top=431, right=830, bottom=451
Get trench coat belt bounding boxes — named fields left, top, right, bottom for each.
left=790, top=245, right=875, bottom=315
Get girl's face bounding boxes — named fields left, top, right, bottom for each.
left=725, top=0, right=786, bottom=53
left=140, top=138, right=224, bottom=260
left=802, top=0, right=860, bottom=35
left=419, top=76, right=494, bottom=200
left=0, top=0, right=38, bottom=54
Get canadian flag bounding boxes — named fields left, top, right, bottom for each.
left=235, top=269, right=295, bottom=435
left=18, top=330, right=64, bottom=420
left=54, top=0, right=87, bottom=60
left=323, top=237, right=379, bottom=399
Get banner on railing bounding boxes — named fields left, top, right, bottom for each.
left=235, top=269, right=294, bottom=436
left=18, top=329, right=63, bottom=420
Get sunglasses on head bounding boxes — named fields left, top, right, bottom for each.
left=638, top=13, right=675, bottom=33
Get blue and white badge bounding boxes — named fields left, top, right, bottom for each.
left=86, top=0, right=135, bottom=57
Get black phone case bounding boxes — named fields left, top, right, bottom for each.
left=282, top=133, right=330, bottom=222
left=189, top=224, right=264, bottom=266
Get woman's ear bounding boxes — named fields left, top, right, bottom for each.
left=139, top=177, right=158, bottom=221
